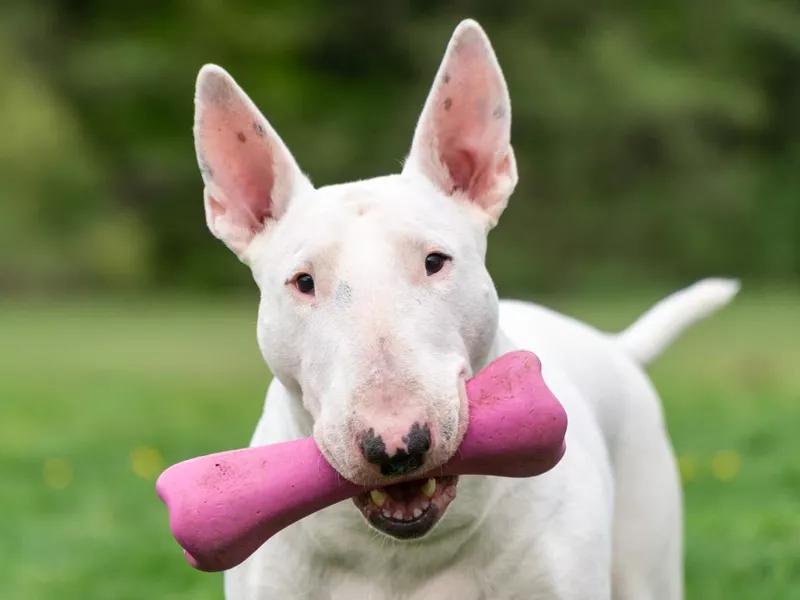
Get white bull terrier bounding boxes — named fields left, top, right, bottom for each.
left=192, top=18, right=739, bottom=600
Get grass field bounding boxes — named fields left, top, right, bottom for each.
left=1, top=286, right=799, bottom=599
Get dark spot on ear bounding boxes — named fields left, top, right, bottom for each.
left=443, top=73, right=450, bottom=84
left=237, top=131, right=247, bottom=143
left=444, top=97, right=452, bottom=111
left=492, top=105, right=506, bottom=120
left=335, top=282, right=352, bottom=307
left=253, top=121, right=265, bottom=136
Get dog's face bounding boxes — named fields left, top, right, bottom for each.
left=193, top=20, right=517, bottom=540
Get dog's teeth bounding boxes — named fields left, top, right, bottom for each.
left=370, top=489, right=387, bottom=508
left=393, top=510, right=404, bottom=520
left=382, top=508, right=392, bottom=518
left=420, top=499, right=431, bottom=511
left=422, top=478, right=437, bottom=498
left=413, top=508, right=423, bottom=518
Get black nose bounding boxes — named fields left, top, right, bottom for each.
left=359, top=423, right=432, bottom=477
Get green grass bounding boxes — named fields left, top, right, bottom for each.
left=1, top=288, right=799, bottom=599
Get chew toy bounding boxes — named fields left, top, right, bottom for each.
left=156, top=350, right=567, bottom=572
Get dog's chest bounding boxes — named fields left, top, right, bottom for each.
left=233, top=563, right=562, bottom=600
left=226, top=518, right=565, bottom=600
left=325, top=572, right=485, bottom=600
left=232, top=562, right=528, bottom=600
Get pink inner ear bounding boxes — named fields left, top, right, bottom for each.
left=440, top=147, right=476, bottom=194
left=426, top=33, right=509, bottom=209
left=198, top=101, right=277, bottom=232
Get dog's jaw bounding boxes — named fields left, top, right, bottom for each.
left=352, top=476, right=460, bottom=540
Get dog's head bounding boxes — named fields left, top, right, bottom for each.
left=193, top=20, right=517, bottom=539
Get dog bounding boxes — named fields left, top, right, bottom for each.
left=192, top=18, right=738, bottom=600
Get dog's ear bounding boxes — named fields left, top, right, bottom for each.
left=403, top=20, right=517, bottom=228
left=194, top=65, right=313, bottom=263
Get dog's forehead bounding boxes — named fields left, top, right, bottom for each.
left=314, top=175, right=449, bottom=222
left=294, top=175, right=464, bottom=248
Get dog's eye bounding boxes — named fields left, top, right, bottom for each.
left=294, top=273, right=315, bottom=295
left=425, top=252, right=450, bottom=276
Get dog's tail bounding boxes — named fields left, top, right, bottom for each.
left=615, top=278, right=740, bottom=366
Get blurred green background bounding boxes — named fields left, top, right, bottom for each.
left=1, top=1, right=798, bottom=599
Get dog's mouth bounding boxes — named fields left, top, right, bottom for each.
left=352, top=476, right=459, bottom=539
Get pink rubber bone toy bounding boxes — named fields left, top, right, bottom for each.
left=156, top=350, right=568, bottom=572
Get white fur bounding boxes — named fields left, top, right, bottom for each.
left=615, top=278, right=741, bottom=366
left=192, top=19, right=738, bottom=600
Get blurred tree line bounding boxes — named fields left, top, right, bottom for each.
left=0, top=0, right=798, bottom=295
